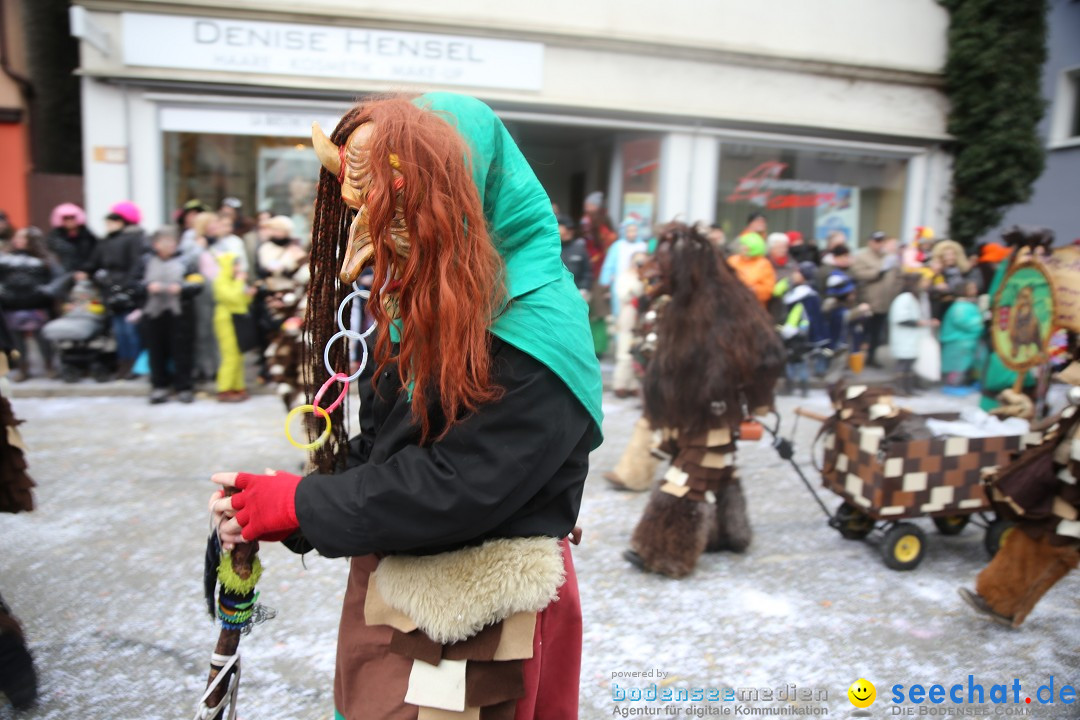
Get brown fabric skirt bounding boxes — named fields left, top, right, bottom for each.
left=334, top=541, right=581, bottom=720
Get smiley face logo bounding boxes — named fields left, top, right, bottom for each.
left=848, top=678, right=876, bottom=708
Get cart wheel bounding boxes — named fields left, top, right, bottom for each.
left=984, top=519, right=1016, bottom=557
left=61, top=365, right=81, bottom=383
left=881, top=523, right=926, bottom=570
left=834, top=501, right=874, bottom=540
left=932, top=515, right=970, bottom=536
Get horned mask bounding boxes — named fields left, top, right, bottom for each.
left=312, top=121, right=410, bottom=285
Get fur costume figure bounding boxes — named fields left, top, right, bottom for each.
left=604, top=417, right=660, bottom=492
left=960, top=354, right=1080, bottom=628
left=605, top=297, right=665, bottom=492
left=260, top=270, right=310, bottom=412
left=625, top=223, right=784, bottom=578
left=0, top=329, right=39, bottom=708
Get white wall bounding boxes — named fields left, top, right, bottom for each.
left=900, top=147, right=953, bottom=246
left=656, top=133, right=719, bottom=225
left=81, top=79, right=163, bottom=235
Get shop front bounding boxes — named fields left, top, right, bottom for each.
left=72, top=3, right=953, bottom=243
left=716, top=142, right=910, bottom=247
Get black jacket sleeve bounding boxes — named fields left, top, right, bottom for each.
left=294, top=343, right=592, bottom=558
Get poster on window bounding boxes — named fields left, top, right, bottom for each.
left=257, top=147, right=321, bottom=243
left=813, top=187, right=859, bottom=246
left=621, top=192, right=655, bottom=239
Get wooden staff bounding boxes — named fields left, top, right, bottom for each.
left=204, top=543, right=256, bottom=716
left=197, top=487, right=261, bottom=720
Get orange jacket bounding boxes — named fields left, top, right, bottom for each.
left=727, top=255, right=776, bottom=305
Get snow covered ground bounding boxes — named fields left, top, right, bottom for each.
left=0, top=389, right=1076, bottom=719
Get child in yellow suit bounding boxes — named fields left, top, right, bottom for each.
left=213, top=253, right=252, bottom=402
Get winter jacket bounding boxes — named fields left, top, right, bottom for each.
left=823, top=298, right=870, bottom=353
left=851, top=247, right=900, bottom=314
left=46, top=226, right=97, bottom=274
left=560, top=237, right=593, bottom=292
left=888, top=291, right=926, bottom=361
left=0, top=251, right=59, bottom=310
left=930, top=265, right=971, bottom=319
left=212, top=253, right=252, bottom=316
left=780, top=284, right=826, bottom=362
left=143, top=254, right=188, bottom=318
left=728, top=255, right=776, bottom=305
left=782, top=284, right=827, bottom=342
left=940, top=299, right=984, bottom=375
left=768, top=255, right=799, bottom=321
left=199, top=234, right=249, bottom=281
left=292, top=336, right=592, bottom=558
left=84, top=225, right=146, bottom=311
left=600, top=238, right=647, bottom=316
left=790, top=243, right=821, bottom=266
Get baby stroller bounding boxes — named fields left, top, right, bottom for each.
left=41, top=280, right=115, bottom=382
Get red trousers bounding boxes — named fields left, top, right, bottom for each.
left=515, top=540, right=582, bottom=720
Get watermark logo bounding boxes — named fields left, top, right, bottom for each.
left=848, top=679, right=876, bottom=710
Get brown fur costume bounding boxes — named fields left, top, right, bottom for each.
left=0, top=349, right=38, bottom=708
left=626, top=223, right=784, bottom=578
left=262, top=285, right=309, bottom=412
left=963, top=355, right=1080, bottom=627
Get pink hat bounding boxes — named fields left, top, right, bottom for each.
left=50, top=203, right=86, bottom=228
left=108, top=201, right=141, bottom=225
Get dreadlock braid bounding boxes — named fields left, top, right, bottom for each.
left=304, top=106, right=364, bottom=473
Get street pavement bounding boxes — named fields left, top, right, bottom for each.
left=0, top=384, right=1076, bottom=719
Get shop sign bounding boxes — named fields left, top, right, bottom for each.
left=726, top=161, right=845, bottom=210
left=122, top=13, right=543, bottom=91
left=93, top=146, right=128, bottom=163
left=160, top=106, right=342, bottom=138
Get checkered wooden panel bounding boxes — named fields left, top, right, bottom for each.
left=821, top=417, right=1021, bottom=520
left=659, top=426, right=738, bottom=503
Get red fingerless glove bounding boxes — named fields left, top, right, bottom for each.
left=231, top=471, right=302, bottom=542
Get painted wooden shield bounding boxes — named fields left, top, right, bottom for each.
left=990, top=259, right=1056, bottom=372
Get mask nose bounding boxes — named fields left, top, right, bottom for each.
left=340, top=210, right=375, bottom=284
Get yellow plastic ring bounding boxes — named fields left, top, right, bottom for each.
left=285, top=404, right=332, bottom=450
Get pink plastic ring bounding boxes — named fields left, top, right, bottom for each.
left=313, top=372, right=350, bottom=414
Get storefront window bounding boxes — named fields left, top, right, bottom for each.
left=620, top=136, right=660, bottom=235
left=716, top=144, right=907, bottom=248
left=163, top=132, right=320, bottom=241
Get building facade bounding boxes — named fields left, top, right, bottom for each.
left=0, top=0, right=31, bottom=228
left=988, top=0, right=1080, bottom=246
left=72, top=0, right=953, bottom=246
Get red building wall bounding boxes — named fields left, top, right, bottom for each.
left=0, top=121, right=28, bottom=227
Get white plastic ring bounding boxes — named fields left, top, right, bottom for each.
left=336, top=289, right=365, bottom=340
left=323, top=330, right=367, bottom=383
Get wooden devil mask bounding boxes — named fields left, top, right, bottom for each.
left=311, top=121, right=410, bottom=285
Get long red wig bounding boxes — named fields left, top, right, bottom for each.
left=306, top=96, right=505, bottom=471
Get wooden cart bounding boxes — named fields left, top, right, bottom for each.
left=773, top=407, right=1032, bottom=570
